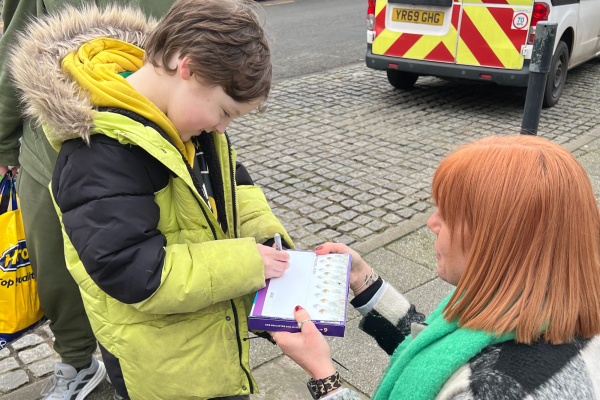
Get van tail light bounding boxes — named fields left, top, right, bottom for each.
left=528, top=2, right=550, bottom=44
left=366, top=0, right=376, bottom=30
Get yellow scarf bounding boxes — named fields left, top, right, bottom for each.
left=61, top=38, right=196, bottom=165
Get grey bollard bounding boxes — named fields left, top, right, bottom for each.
left=520, top=21, right=558, bottom=135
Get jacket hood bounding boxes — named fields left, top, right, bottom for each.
left=9, top=5, right=153, bottom=147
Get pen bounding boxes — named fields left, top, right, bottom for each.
left=274, top=233, right=283, bottom=251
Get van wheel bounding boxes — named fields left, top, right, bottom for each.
left=387, top=70, right=419, bottom=90
left=542, top=41, right=569, bottom=108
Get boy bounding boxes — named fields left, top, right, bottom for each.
left=10, top=1, right=293, bottom=399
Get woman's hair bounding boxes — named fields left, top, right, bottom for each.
left=433, top=135, right=600, bottom=344
left=144, top=0, right=271, bottom=109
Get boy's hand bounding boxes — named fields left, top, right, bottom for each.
left=257, top=244, right=290, bottom=279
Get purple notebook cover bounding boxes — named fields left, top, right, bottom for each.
left=248, top=251, right=351, bottom=337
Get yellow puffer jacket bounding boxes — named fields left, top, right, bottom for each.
left=9, top=6, right=293, bottom=399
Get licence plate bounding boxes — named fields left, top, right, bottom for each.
left=391, top=8, right=444, bottom=26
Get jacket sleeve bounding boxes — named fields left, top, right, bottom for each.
left=0, top=0, right=37, bottom=166
left=351, top=279, right=426, bottom=356
left=53, top=137, right=266, bottom=315
left=236, top=184, right=295, bottom=249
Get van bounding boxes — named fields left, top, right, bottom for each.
left=365, top=0, right=600, bottom=107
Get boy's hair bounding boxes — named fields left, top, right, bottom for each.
left=432, top=135, right=600, bottom=344
left=145, top=0, right=271, bottom=108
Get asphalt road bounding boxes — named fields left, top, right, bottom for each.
left=259, top=0, right=367, bottom=81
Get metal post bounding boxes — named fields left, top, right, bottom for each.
left=520, top=21, right=558, bottom=135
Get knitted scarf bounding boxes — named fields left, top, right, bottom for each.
left=372, top=292, right=515, bottom=400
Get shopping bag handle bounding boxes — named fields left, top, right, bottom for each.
left=0, top=171, right=17, bottom=215
left=0, top=175, right=10, bottom=215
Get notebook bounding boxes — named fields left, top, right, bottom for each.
left=248, top=250, right=351, bottom=337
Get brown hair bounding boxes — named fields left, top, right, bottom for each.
left=432, top=135, right=600, bottom=344
left=144, top=0, right=271, bottom=108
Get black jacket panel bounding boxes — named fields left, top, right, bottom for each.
left=52, top=136, right=170, bottom=304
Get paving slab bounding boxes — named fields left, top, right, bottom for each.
left=404, top=278, right=455, bottom=317
left=0, top=370, right=29, bottom=393
left=10, top=335, right=44, bottom=351
left=27, top=357, right=60, bottom=378
left=249, top=334, right=283, bottom=369
left=587, top=172, right=600, bottom=197
left=0, top=379, right=47, bottom=400
left=251, top=356, right=310, bottom=400
left=17, top=344, right=53, bottom=365
left=577, top=151, right=600, bottom=178
left=386, top=226, right=438, bottom=270
left=363, top=248, right=437, bottom=293
left=0, top=359, right=18, bottom=375
left=251, top=355, right=369, bottom=400
left=326, top=317, right=390, bottom=397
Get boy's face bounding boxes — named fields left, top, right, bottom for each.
left=168, top=56, right=262, bottom=142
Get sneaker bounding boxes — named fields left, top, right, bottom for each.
left=41, top=355, right=106, bottom=400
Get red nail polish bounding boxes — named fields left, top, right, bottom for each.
left=295, top=305, right=303, bottom=312
left=315, top=246, right=323, bottom=251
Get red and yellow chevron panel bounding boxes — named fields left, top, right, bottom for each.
left=373, top=2, right=461, bottom=63
left=456, top=5, right=530, bottom=69
left=373, top=0, right=531, bottom=70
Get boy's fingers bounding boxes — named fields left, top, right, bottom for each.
left=275, top=251, right=290, bottom=262
left=271, top=260, right=289, bottom=270
left=267, top=247, right=290, bottom=262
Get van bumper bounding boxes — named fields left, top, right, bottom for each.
left=366, top=46, right=530, bottom=87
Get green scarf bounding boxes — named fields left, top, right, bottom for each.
left=372, top=292, right=515, bottom=400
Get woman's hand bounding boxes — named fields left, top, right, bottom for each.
left=270, top=306, right=338, bottom=383
left=315, top=242, right=373, bottom=296
left=257, top=244, right=290, bottom=279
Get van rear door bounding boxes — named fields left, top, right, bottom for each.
left=456, top=0, right=533, bottom=69
left=372, top=0, right=533, bottom=70
left=372, top=0, right=461, bottom=63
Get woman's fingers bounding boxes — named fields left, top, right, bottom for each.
left=294, top=306, right=317, bottom=333
left=275, top=306, right=335, bottom=380
left=314, top=242, right=351, bottom=255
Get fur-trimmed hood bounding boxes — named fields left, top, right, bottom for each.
left=9, top=5, right=154, bottom=146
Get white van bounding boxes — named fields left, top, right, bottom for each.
left=365, top=0, right=600, bottom=107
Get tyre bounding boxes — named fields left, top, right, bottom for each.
left=542, top=41, right=569, bottom=108
left=387, top=69, right=419, bottom=90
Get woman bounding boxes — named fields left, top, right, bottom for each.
left=272, top=135, right=600, bottom=400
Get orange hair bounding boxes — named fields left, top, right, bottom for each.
left=432, top=135, right=600, bottom=344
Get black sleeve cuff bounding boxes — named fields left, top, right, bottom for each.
left=263, top=238, right=290, bottom=249
left=350, top=277, right=383, bottom=308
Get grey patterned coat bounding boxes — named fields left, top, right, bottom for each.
left=324, top=280, right=600, bottom=400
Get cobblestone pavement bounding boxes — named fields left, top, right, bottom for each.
left=1, top=58, right=600, bottom=397
left=0, top=325, right=103, bottom=395
left=228, top=58, right=600, bottom=250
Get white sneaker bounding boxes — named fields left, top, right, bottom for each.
left=41, top=355, right=106, bottom=400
